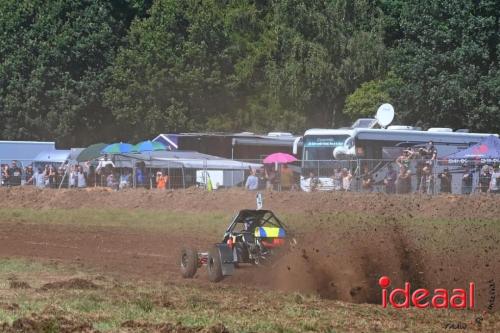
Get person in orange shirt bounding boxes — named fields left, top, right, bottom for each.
left=156, top=171, right=168, bottom=189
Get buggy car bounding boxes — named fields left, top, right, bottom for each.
left=180, top=209, right=291, bottom=282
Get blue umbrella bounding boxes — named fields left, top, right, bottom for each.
left=132, top=140, right=167, bottom=153
left=101, top=142, right=134, bottom=154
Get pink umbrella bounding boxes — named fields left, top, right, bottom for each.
left=263, top=152, right=297, bottom=164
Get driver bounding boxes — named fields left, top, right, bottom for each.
left=244, top=216, right=258, bottom=231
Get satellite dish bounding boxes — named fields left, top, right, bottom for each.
left=376, top=103, right=395, bottom=128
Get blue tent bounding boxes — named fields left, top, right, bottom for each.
left=446, top=135, right=500, bottom=164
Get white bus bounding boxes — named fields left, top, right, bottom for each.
left=293, top=123, right=498, bottom=192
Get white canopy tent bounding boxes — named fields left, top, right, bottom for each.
left=110, top=150, right=262, bottom=188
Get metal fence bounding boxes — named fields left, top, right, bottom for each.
left=1, top=158, right=498, bottom=195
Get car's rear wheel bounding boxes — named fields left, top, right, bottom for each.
left=207, top=247, right=224, bottom=282
left=180, top=247, right=198, bottom=278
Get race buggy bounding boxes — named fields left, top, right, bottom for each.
left=180, top=209, right=291, bottom=282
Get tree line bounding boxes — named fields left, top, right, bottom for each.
left=0, top=0, right=498, bottom=147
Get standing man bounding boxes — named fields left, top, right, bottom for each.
left=461, top=165, right=474, bottom=195
left=425, top=141, right=438, bottom=160
left=438, top=168, right=452, bottom=193
left=490, top=164, right=500, bottom=194
left=280, top=164, right=294, bottom=191
left=8, top=161, right=22, bottom=186
left=478, top=166, right=492, bottom=193
left=384, top=164, right=397, bottom=194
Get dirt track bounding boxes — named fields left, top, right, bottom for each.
left=0, top=188, right=499, bottom=310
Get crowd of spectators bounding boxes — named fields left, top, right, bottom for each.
left=243, top=140, right=500, bottom=194
left=3, top=143, right=500, bottom=194
left=0, top=158, right=176, bottom=191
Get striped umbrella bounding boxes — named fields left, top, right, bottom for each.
left=132, top=140, right=167, bottom=153
left=101, top=142, right=134, bottom=154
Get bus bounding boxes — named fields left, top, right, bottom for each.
left=293, top=123, right=498, bottom=193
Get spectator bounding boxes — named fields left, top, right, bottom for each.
left=87, top=165, right=96, bottom=187
left=106, top=172, right=118, bottom=190
left=490, top=165, right=500, bottom=194
left=438, top=168, right=452, bottom=193
left=77, top=165, right=87, bottom=188
left=423, top=140, right=437, bottom=160
left=396, top=150, right=412, bottom=170
left=265, top=166, right=276, bottom=190
left=1, top=164, right=9, bottom=186
left=48, top=165, right=57, bottom=188
left=384, top=164, right=397, bottom=194
left=331, top=167, right=342, bottom=191
left=361, top=166, right=374, bottom=192
left=96, top=155, right=115, bottom=174
left=245, top=169, right=259, bottom=191
left=280, top=164, right=294, bottom=191
left=461, top=165, right=473, bottom=195
left=415, top=154, right=425, bottom=191
left=257, top=167, right=266, bottom=190
left=69, top=165, right=77, bottom=188
left=25, top=165, right=34, bottom=185
left=478, top=166, right=492, bottom=193
left=341, top=168, right=352, bottom=192
left=396, top=165, right=411, bottom=194
left=309, top=171, right=321, bottom=192
left=97, top=156, right=114, bottom=186
left=420, top=161, right=434, bottom=194
left=135, top=162, right=145, bottom=188
left=57, top=164, right=66, bottom=186
left=9, top=161, right=22, bottom=186
left=33, top=167, right=46, bottom=188
left=119, top=169, right=131, bottom=190
left=156, top=171, right=168, bottom=189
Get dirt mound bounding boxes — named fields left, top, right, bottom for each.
left=0, top=315, right=96, bottom=333
left=0, top=303, right=19, bottom=311
left=9, top=280, right=31, bottom=289
left=121, top=320, right=229, bottom=333
left=40, top=278, right=98, bottom=290
left=1, top=187, right=499, bottom=221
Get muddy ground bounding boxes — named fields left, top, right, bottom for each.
left=0, top=187, right=498, bottom=311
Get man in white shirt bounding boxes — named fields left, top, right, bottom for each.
left=96, top=155, right=115, bottom=174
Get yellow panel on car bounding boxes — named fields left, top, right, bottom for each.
left=254, top=227, right=286, bottom=238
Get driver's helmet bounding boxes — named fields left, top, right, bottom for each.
left=244, top=216, right=257, bottom=231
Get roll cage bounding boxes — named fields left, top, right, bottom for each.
left=222, top=209, right=288, bottom=241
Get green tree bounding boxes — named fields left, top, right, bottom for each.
left=389, top=0, right=500, bottom=132
left=105, top=0, right=237, bottom=140
left=264, top=0, right=388, bottom=128
left=0, top=0, right=150, bottom=146
left=344, top=73, right=402, bottom=121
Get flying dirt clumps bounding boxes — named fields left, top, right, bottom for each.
left=40, top=278, right=99, bottom=291
left=258, top=223, right=427, bottom=304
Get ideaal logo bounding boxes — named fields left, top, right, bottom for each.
left=378, top=276, right=475, bottom=309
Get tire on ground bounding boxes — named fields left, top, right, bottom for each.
left=180, top=247, right=198, bottom=278
left=207, top=246, right=224, bottom=282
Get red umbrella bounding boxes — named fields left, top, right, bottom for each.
left=263, top=152, right=297, bottom=164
